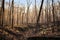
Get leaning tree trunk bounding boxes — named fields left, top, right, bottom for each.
left=34, top=0, right=44, bottom=33
left=36, top=0, right=44, bottom=26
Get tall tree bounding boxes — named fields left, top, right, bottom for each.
left=52, top=0, right=55, bottom=32
left=36, top=0, right=44, bottom=26
left=35, top=0, right=37, bottom=23
left=46, top=0, right=49, bottom=27
left=34, top=0, right=44, bottom=33
left=0, top=0, right=2, bottom=25
left=9, top=0, right=11, bottom=25
left=52, top=0, right=55, bottom=25
left=26, top=0, right=31, bottom=24
left=2, top=0, right=5, bottom=26
left=17, top=6, right=18, bottom=25
left=11, top=0, right=14, bottom=28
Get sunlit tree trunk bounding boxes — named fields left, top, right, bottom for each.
left=26, top=0, right=31, bottom=24
left=7, top=0, right=11, bottom=26
left=35, top=0, right=37, bottom=23
left=17, top=7, right=18, bottom=25
left=49, top=2, right=51, bottom=25
left=27, top=0, right=29, bottom=24
left=9, top=0, right=11, bottom=25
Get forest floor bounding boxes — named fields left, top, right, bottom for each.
left=0, top=23, right=60, bottom=40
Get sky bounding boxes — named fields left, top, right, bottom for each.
left=5, top=0, right=60, bottom=7
left=5, top=0, right=41, bottom=5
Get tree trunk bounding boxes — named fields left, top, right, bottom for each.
left=35, top=0, right=37, bottom=23
left=52, top=0, right=55, bottom=32
left=52, top=0, right=55, bottom=25
left=2, top=0, right=5, bottom=26
left=36, top=0, right=44, bottom=26
left=34, top=0, right=44, bottom=33
left=11, top=0, right=14, bottom=28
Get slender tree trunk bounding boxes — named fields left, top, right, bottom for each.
left=52, top=0, right=55, bottom=25
left=36, top=0, right=44, bottom=26
left=0, top=0, right=2, bottom=25
left=26, top=0, right=31, bottom=24
left=17, top=7, right=18, bottom=25
left=52, top=0, right=55, bottom=32
left=35, top=0, right=37, bottom=23
left=7, top=0, right=11, bottom=26
left=1, top=0, right=5, bottom=35
left=47, top=0, right=49, bottom=27
left=34, top=0, right=44, bottom=33
left=9, top=0, right=11, bottom=25
left=11, top=0, right=14, bottom=28
left=49, top=2, right=51, bottom=25
left=2, top=0, right=5, bottom=26
left=27, top=5, right=29, bottom=24
left=9, top=0, right=12, bottom=26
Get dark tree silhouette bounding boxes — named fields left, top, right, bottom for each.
left=11, top=0, right=14, bottom=28
left=52, top=0, right=55, bottom=25
left=52, top=0, right=55, bottom=32
left=34, top=0, right=44, bottom=33
left=2, top=0, right=5, bottom=26
left=36, top=0, right=44, bottom=26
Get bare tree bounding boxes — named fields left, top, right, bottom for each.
left=34, top=0, right=44, bottom=33
left=22, top=7, right=25, bottom=24
left=46, top=0, right=49, bottom=27
left=36, top=0, right=44, bottom=26
left=1, top=0, right=5, bottom=26
left=0, top=0, right=2, bottom=25
left=17, top=6, right=18, bottom=25
left=52, top=0, right=55, bottom=25
left=11, top=0, right=14, bottom=28
left=52, top=0, right=55, bottom=32
left=26, top=0, right=31, bottom=24
left=49, top=1, right=51, bottom=25
left=35, top=0, right=37, bottom=23
left=9, top=0, right=11, bottom=25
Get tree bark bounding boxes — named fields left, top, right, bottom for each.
left=34, top=0, right=44, bottom=33
left=2, top=0, right=5, bottom=26
left=36, top=0, right=44, bottom=26
left=52, top=0, right=55, bottom=25
left=11, top=0, right=14, bottom=28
